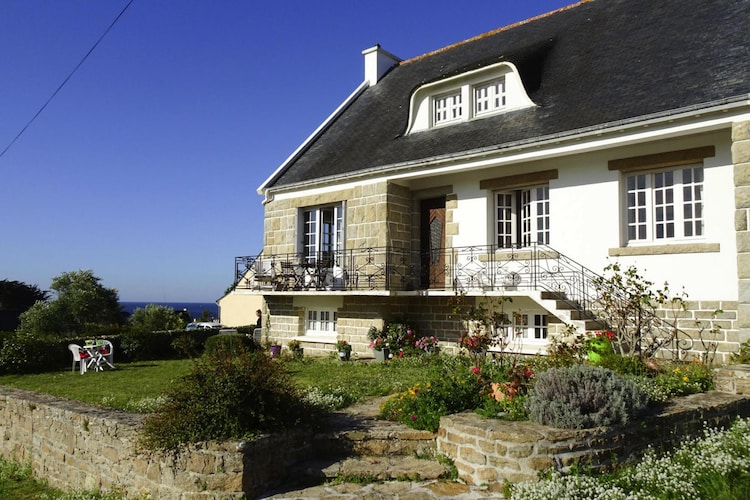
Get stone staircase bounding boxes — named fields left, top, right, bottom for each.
left=287, top=396, right=452, bottom=488
left=535, top=290, right=608, bottom=332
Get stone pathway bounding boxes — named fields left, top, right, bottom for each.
left=258, top=396, right=507, bottom=499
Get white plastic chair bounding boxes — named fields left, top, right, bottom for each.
left=68, top=344, right=90, bottom=375
left=98, top=340, right=114, bottom=369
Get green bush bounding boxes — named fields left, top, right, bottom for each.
left=139, top=346, right=322, bottom=450
left=526, top=365, right=648, bottom=429
left=654, top=361, right=714, bottom=397
left=380, top=356, right=484, bottom=432
left=203, top=333, right=256, bottom=356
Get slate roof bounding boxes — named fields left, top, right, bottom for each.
left=266, top=0, right=750, bottom=189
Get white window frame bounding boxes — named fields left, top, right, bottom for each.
left=625, top=165, right=703, bottom=244
left=473, top=77, right=506, bottom=116
left=305, top=309, right=338, bottom=336
left=513, top=313, right=548, bottom=341
left=432, top=90, right=463, bottom=126
left=495, top=185, right=549, bottom=248
left=301, top=203, right=344, bottom=261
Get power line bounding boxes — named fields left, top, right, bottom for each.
left=0, top=0, right=135, bottom=160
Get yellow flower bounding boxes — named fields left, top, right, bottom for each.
left=674, top=368, right=681, bottom=373
left=682, top=376, right=689, bottom=382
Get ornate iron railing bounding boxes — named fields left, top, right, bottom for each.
left=233, top=243, right=716, bottom=361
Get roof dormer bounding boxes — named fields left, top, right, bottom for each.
left=405, top=62, right=535, bottom=134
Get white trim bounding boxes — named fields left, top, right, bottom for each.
left=257, top=80, right=370, bottom=198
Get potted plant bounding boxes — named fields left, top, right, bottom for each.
left=287, top=339, right=303, bottom=359
left=336, top=339, right=352, bottom=361
left=585, top=330, right=615, bottom=365
left=368, top=326, right=390, bottom=361
left=415, top=335, right=440, bottom=354
left=263, top=338, right=282, bottom=359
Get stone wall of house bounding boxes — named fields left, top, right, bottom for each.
left=0, top=387, right=312, bottom=499
left=437, top=389, right=750, bottom=486
left=734, top=120, right=750, bottom=364
left=671, top=299, right=739, bottom=364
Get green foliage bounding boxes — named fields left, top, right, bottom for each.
left=0, top=279, right=48, bottom=311
left=139, top=346, right=322, bottom=450
left=508, top=418, right=750, bottom=500
left=203, top=333, right=255, bottom=356
left=526, top=365, right=648, bottom=429
left=17, top=270, right=123, bottom=337
left=654, top=361, right=714, bottom=397
left=732, top=339, right=750, bottom=364
left=380, top=356, right=484, bottom=432
left=128, top=304, right=185, bottom=333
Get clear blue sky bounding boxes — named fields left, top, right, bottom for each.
left=0, top=0, right=576, bottom=303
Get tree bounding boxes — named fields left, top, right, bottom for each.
left=17, top=270, right=123, bottom=336
left=129, top=304, right=185, bottom=333
left=0, top=279, right=48, bottom=331
left=0, top=280, right=48, bottom=311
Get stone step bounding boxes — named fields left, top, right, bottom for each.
left=294, top=455, right=452, bottom=483
left=313, top=418, right=437, bottom=457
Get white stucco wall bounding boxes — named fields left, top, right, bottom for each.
left=445, top=129, right=737, bottom=301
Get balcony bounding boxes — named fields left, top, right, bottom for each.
left=234, top=243, right=599, bottom=306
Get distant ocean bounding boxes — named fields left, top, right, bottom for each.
left=120, top=301, right=219, bottom=322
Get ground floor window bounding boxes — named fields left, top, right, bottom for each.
left=306, top=309, right=337, bottom=336
left=512, top=313, right=547, bottom=341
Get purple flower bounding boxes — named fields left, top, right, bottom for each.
left=411, top=415, right=418, bottom=421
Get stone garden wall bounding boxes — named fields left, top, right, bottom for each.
left=0, top=387, right=312, bottom=499
left=437, top=383, right=750, bottom=486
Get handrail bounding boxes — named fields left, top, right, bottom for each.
left=234, top=243, right=709, bottom=360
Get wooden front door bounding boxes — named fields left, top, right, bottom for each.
left=420, top=197, right=446, bottom=289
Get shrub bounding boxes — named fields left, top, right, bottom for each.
left=380, top=356, right=484, bottom=432
left=526, top=365, right=648, bottom=429
left=203, top=333, right=255, bottom=356
left=654, top=361, right=714, bottom=397
left=139, top=346, right=322, bottom=451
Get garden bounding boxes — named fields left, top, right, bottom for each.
left=1, top=267, right=750, bottom=498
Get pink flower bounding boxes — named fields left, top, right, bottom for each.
left=471, top=366, right=480, bottom=375
left=411, top=415, right=418, bottom=421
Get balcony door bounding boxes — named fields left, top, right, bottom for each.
left=420, top=197, right=446, bottom=289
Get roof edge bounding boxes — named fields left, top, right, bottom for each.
left=257, top=80, right=370, bottom=196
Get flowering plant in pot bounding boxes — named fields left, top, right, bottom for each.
left=415, top=335, right=439, bottom=353
left=585, top=330, right=615, bottom=364
left=336, top=339, right=352, bottom=361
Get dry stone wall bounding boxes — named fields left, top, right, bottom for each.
left=0, top=387, right=311, bottom=499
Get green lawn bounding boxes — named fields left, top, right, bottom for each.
left=0, top=355, right=436, bottom=412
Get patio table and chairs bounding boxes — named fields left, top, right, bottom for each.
left=69, top=340, right=115, bottom=374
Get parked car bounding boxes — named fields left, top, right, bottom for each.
left=186, top=322, right=225, bottom=330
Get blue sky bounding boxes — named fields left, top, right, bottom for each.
left=0, top=0, right=576, bottom=302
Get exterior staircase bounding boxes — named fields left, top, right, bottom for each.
left=534, top=290, right=608, bottom=332
left=287, top=396, right=451, bottom=488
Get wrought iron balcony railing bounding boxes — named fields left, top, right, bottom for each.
left=234, top=243, right=601, bottom=303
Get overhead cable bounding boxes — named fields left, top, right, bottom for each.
left=0, top=0, right=135, bottom=160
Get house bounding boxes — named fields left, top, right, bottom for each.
left=220, top=0, right=750, bottom=363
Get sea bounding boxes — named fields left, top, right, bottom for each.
left=120, top=301, right=219, bottom=322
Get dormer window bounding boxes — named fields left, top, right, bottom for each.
left=406, top=62, right=534, bottom=134
left=433, top=91, right=463, bottom=125
left=474, top=78, right=506, bottom=116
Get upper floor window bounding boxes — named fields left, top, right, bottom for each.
left=433, top=91, right=463, bottom=125
left=625, top=165, right=703, bottom=243
left=302, top=203, right=344, bottom=261
left=406, top=62, right=535, bottom=134
left=496, top=185, right=549, bottom=248
left=474, top=78, right=506, bottom=116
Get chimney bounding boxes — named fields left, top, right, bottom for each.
left=362, top=44, right=401, bottom=86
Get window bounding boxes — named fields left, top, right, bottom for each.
left=626, top=165, right=703, bottom=243
left=495, top=185, right=549, bottom=247
left=513, top=314, right=547, bottom=341
left=474, top=78, right=506, bottom=116
left=302, top=203, right=344, bottom=261
left=433, top=91, right=462, bottom=125
left=306, top=309, right=337, bottom=336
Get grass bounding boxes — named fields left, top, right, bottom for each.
left=0, top=355, right=437, bottom=413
